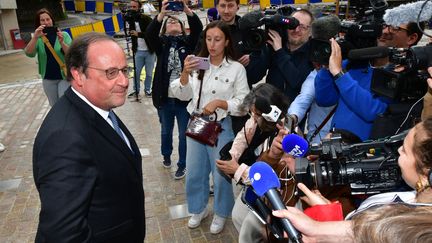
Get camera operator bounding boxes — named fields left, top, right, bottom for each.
left=272, top=118, right=432, bottom=242
left=246, top=9, right=314, bottom=102
left=125, top=0, right=156, bottom=97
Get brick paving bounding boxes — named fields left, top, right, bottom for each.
left=0, top=67, right=240, bottom=243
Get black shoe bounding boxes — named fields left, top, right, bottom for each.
left=145, top=91, right=152, bottom=97
left=162, top=157, right=171, bottom=168
left=128, top=91, right=137, bottom=97
left=174, top=167, right=186, bottom=179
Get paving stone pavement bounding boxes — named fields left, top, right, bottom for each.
left=0, top=77, right=241, bottom=242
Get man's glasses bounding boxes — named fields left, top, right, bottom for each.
left=295, top=24, right=310, bottom=32
left=87, top=66, right=129, bottom=80
left=382, top=24, right=409, bottom=33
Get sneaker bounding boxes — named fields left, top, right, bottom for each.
left=174, top=167, right=186, bottom=179
left=210, top=214, right=226, bottom=234
left=145, top=91, right=152, bottom=97
left=0, top=143, right=4, bottom=153
left=188, top=207, right=209, bottom=228
left=162, top=157, right=171, bottom=168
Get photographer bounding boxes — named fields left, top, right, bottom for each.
left=146, top=0, right=203, bottom=178
left=246, top=9, right=314, bottom=102
left=272, top=118, right=432, bottom=242
left=125, top=0, right=156, bottom=97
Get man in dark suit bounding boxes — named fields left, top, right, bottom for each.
left=32, top=32, right=144, bottom=243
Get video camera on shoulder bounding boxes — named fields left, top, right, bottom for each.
left=238, top=6, right=299, bottom=52
left=295, top=131, right=406, bottom=195
left=309, top=0, right=386, bottom=65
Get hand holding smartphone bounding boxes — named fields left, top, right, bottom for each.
left=191, top=56, right=210, bottom=70
left=43, top=26, right=58, bottom=36
left=166, top=1, right=184, bottom=11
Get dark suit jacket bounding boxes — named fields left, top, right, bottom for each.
left=33, top=87, right=144, bottom=243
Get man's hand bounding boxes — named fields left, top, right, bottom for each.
left=157, top=0, right=169, bottom=22
left=329, top=38, right=343, bottom=76
left=267, top=29, right=283, bottom=51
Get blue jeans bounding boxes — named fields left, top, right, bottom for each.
left=157, top=98, right=190, bottom=169
left=133, top=50, right=155, bottom=93
left=186, top=116, right=235, bottom=217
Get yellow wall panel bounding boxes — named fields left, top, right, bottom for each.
left=75, top=1, right=85, bottom=11
left=96, top=1, right=105, bottom=12
left=112, top=15, right=120, bottom=32
left=70, top=24, right=94, bottom=38
left=92, top=21, right=105, bottom=33
left=203, top=0, right=214, bottom=9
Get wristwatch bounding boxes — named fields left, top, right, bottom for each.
left=333, top=70, right=345, bottom=80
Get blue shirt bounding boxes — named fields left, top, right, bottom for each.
left=315, top=61, right=390, bottom=141
left=288, top=70, right=335, bottom=144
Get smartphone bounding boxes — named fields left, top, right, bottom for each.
left=166, top=1, right=184, bottom=11
left=43, top=26, right=58, bottom=36
left=191, top=56, right=210, bottom=70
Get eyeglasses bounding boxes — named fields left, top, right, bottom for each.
left=87, top=66, right=129, bottom=80
left=295, top=24, right=310, bottom=32
left=167, top=19, right=180, bottom=24
left=382, top=24, right=409, bottom=33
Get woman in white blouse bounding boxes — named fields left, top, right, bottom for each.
left=171, top=20, right=250, bottom=234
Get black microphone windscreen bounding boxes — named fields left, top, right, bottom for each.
left=312, top=15, right=341, bottom=40
left=255, top=97, right=272, bottom=114
left=238, top=10, right=264, bottom=31
left=348, top=46, right=389, bottom=60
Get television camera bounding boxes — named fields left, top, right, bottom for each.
left=295, top=130, right=406, bottom=195
left=238, top=6, right=299, bottom=51
left=309, top=0, right=387, bottom=65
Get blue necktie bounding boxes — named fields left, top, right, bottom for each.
left=108, top=111, right=126, bottom=142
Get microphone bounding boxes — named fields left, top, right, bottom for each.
left=348, top=46, right=390, bottom=60
left=262, top=14, right=299, bottom=30
left=383, top=1, right=432, bottom=26
left=249, top=162, right=302, bottom=243
left=238, top=10, right=264, bottom=30
left=255, top=97, right=282, bottom=123
left=311, top=15, right=341, bottom=40
left=282, top=134, right=309, bottom=157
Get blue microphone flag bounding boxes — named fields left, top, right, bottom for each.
left=282, top=134, right=309, bottom=157
left=249, top=162, right=280, bottom=197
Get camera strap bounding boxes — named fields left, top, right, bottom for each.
left=308, top=104, right=337, bottom=142
left=41, top=35, right=67, bottom=75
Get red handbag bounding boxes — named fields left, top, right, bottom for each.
left=185, top=113, right=222, bottom=146
left=185, top=79, right=222, bottom=147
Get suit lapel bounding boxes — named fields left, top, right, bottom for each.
left=64, top=88, right=142, bottom=177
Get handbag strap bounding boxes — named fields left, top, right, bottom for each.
left=41, top=35, right=66, bottom=74
left=195, top=79, right=203, bottom=110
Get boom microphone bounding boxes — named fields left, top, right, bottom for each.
left=348, top=46, right=390, bottom=60
left=249, top=162, right=303, bottom=243
left=383, top=1, right=432, bottom=26
left=311, top=15, right=341, bottom=40
left=282, top=134, right=309, bottom=157
left=238, top=10, right=264, bottom=30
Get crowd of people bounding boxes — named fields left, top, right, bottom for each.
left=27, top=0, right=432, bottom=242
